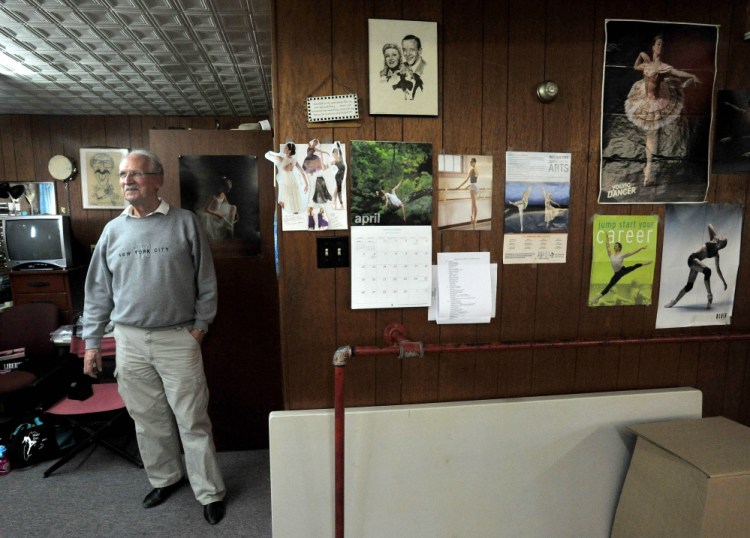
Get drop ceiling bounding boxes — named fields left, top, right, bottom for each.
left=0, top=0, right=273, bottom=117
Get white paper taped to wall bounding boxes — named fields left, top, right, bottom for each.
left=306, top=94, right=359, bottom=122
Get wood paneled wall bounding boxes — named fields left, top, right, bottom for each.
left=0, top=115, right=280, bottom=450
left=2, top=0, right=750, bottom=432
left=271, top=0, right=750, bottom=424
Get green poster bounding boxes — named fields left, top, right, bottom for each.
left=589, top=215, right=658, bottom=307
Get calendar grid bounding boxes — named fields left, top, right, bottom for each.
left=351, top=226, right=432, bottom=309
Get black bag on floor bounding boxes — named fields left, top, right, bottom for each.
left=7, top=416, right=60, bottom=468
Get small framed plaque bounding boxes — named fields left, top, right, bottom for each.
left=306, top=94, right=359, bottom=123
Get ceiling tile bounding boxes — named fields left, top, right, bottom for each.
left=0, top=0, right=272, bottom=116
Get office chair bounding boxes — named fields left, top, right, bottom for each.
left=43, top=335, right=142, bottom=478
left=0, top=303, right=75, bottom=422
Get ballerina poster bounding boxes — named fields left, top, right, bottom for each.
left=588, top=215, right=658, bottom=307
left=599, top=20, right=718, bottom=204
left=437, top=154, right=493, bottom=230
left=264, top=140, right=348, bottom=232
left=179, top=155, right=260, bottom=257
left=655, top=204, right=743, bottom=329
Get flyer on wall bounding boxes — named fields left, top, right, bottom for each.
left=655, top=203, right=743, bottom=329
left=503, top=151, right=570, bottom=264
left=264, top=140, right=348, bottom=232
left=588, top=214, right=658, bottom=307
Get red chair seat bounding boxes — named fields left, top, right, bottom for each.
left=46, top=383, right=124, bottom=415
left=43, top=336, right=142, bottom=478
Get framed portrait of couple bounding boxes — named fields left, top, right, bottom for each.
left=368, top=19, right=438, bottom=116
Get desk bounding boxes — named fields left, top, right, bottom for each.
left=10, top=267, right=86, bottom=324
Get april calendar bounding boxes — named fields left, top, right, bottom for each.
left=351, top=226, right=432, bottom=309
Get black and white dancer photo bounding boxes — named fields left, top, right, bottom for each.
left=664, top=223, right=727, bottom=309
left=656, top=203, right=743, bottom=329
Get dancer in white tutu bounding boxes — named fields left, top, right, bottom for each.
left=542, top=188, right=566, bottom=228
left=625, top=34, right=700, bottom=185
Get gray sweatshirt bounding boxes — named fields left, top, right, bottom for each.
left=82, top=203, right=217, bottom=349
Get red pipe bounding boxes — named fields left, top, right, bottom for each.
left=332, top=325, right=750, bottom=537
left=333, top=345, right=351, bottom=538
left=334, top=365, right=345, bottom=538
left=352, top=331, right=750, bottom=358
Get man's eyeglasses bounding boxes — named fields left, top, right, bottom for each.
left=119, top=171, right=160, bottom=179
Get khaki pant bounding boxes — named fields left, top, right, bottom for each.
left=113, top=324, right=225, bottom=505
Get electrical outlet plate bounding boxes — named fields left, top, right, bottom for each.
left=316, top=236, right=349, bottom=268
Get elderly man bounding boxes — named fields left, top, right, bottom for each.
left=82, top=149, right=226, bottom=525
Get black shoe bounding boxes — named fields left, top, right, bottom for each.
left=142, top=478, right=186, bottom=509
left=203, top=500, right=226, bottom=525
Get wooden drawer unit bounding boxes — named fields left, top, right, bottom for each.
left=10, top=267, right=86, bottom=323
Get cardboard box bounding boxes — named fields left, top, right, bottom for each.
left=611, top=416, right=750, bottom=537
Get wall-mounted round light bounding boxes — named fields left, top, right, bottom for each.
left=536, top=80, right=559, bottom=103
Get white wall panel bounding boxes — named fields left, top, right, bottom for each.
left=270, top=387, right=702, bottom=538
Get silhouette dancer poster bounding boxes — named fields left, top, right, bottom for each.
left=655, top=204, right=742, bottom=329
left=588, top=215, right=658, bottom=307
left=598, top=20, right=717, bottom=204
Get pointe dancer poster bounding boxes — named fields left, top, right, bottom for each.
left=655, top=204, right=743, bottom=329
left=598, top=20, right=718, bottom=204
left=589, top=215, right=658, bottom=307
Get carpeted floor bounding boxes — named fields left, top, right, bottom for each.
left=1, top=441, right=272, bottom=537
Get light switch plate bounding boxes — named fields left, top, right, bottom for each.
left=317, top=236, right=349, bottom=268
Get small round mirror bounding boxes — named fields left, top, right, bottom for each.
left=48, top=155, right=77, bottom=181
